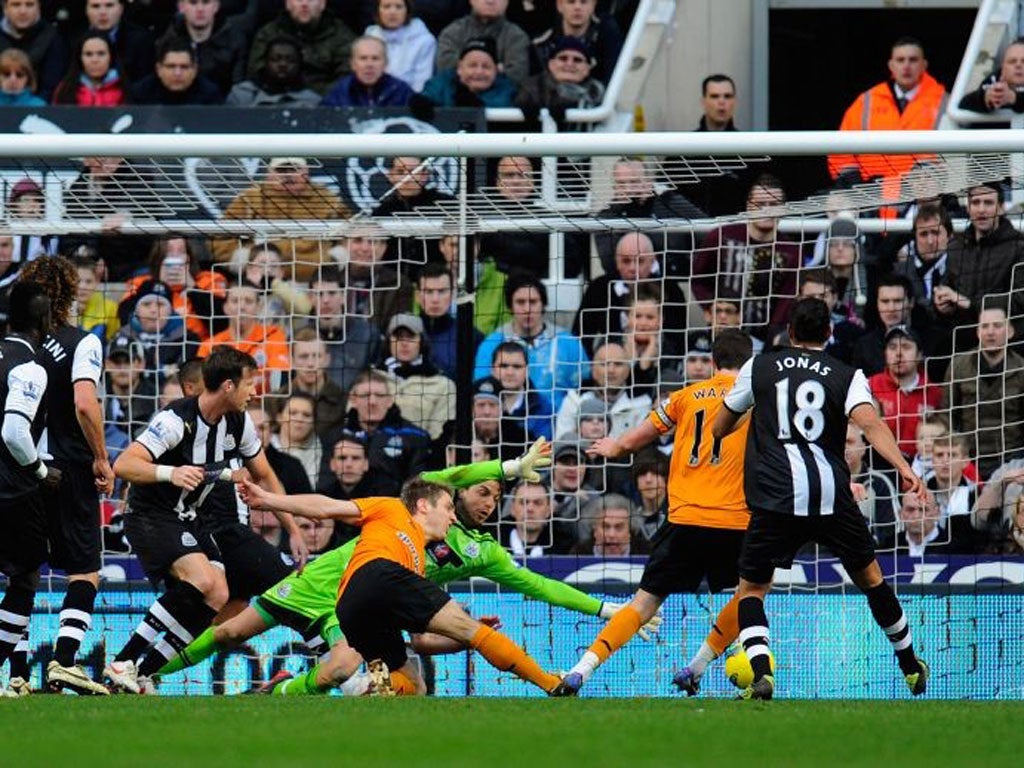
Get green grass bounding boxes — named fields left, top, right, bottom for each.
left=0, top=697, right=1020, bottom=768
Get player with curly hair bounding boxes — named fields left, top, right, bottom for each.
left=18, top=256, right=114, bottom=695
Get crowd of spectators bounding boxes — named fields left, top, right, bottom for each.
left=0, top=0, right=625, bottom=117
left=1, top=25, right=1023, bottom=564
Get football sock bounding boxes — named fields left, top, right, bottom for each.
left=157, top=626, right=221, bottom=676
left=55, top=580, right=97, bottom=667
left=589, top=605, right=644, bottom=665
left=686, top=642, right=718, bottom=679
left=567, top=605, right=643, bottom=681
left=706, top=593, right=740, bottom=657
left=391, top=670, right=417, bottom=696
left=274, top=665, right=329, bottom=695
left=136, top=582, right=217, bottom=677
left=864, top=582, right=920, bottom=675
left=738, top=596, right=773, bottom=682
left=0, top=582, right=35, bottom=668
left=470, top=625, right=560, bottom=692
left=9, top=632, right=29, bottom=680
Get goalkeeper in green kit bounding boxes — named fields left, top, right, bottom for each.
left=156, top=438, right=662, bottom=694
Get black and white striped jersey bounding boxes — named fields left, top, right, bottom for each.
left=201, top=455, right=249, bottom=529
left=724, top=347, right=873, bottom=517
left=0, top=335, right=48, bottom=500
left=38, top=326, right=103, bottom=464
left=126, top=396, right=261, bottom=521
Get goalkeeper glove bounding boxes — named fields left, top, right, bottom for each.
left=501, top=437, right=552, bottom=483
left=598, top=602, right=664, bottom=642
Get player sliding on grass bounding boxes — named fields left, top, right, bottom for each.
left=554, top=330, right=754, bottom=696
left=711, top=298, right=929, bottom=700
left=230, top=440, right=586, bottom=695
left=158, top=439, right=660, bottom=695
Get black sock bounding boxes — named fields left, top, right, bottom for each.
left=0, top=582, right=35, bottom=668
left=738, top=596, right=773, bottom=681
left=55, top=581, right=98, bottom=667
left=864, top=582, right=920, bottom=675
left=9, top=631, right=28, bottom=680
left=137, top=582, right=216, bottom=677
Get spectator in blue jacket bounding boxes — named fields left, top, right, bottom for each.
left=418, top=36, right=516, bottom=108
left=474, top=270, right=589, bottom=411
left=320, top=34, right=414, bottom=107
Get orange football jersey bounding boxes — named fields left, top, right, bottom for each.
left=648, top=371, right=750, bottom=530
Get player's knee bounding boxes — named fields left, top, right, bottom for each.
left=191, top=570, right=229, bottom=609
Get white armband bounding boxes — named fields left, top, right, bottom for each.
left=155, top=465, right=174, bottom=483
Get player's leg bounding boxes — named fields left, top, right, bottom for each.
left=825, top=508, right=928, bottom=695
left=676, top=527, right=747, bottom=694
left=425, top=600, right=561, bottom=693
left=158, top=603, right=273, bottom=676
left=0, top=492, right=48, bottom=691
left=561, top=589, right=664, bottom=693
left=388, top=657, right=426, bottom=696
left=45, top=463, right=108, bottom=693
left=0, top=569, right=38, bottom=677
left=135, top=552, right=229, bottom=678
left=733, top=511, right=804, bottom=700
left=273, top=634, right=366, bottom=696
left=735, top=576, right=773, bottom=685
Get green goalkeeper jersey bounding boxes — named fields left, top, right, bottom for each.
left=258, top=459, right=602, bottom=623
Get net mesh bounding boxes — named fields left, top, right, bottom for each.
left=2, top=144, right=1023, bottom=698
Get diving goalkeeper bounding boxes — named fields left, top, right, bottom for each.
left=158, top=440, right=660, bottom=694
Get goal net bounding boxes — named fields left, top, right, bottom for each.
left=4, top=127, right=1023, bottom=699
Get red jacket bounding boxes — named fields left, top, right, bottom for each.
left=828, top=72, right=948, bottom=183
left=55, top=77, right=127, bottom=107
left=868, top=368, right=943, bottom=457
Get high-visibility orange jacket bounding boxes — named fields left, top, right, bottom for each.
left=828, top=73, right=948, bottom=183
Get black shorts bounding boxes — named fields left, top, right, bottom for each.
left=124, top=511, right=222, bottom=588
left=639, top=523, right=744, bottom=596
left=335, top=558, right=451, bottom=672
left=205, top=522, right=293, bottom=601
left=739, top=504, right=878, bottom=584
left=0, top=491, right=47, bottom=577
left=44, top=461, right=101, bottom=574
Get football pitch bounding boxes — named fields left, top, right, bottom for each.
left=1, top=697, right=1020, bottom=768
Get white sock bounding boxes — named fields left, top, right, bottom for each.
left=686, top=642, right=718, bottom=678
left=568, top=651, right=601, bottom=683
left=340, top=671, right=371, bottom=696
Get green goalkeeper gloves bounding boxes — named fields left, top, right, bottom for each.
left=501, top=437, right=553, bottom=483
left=599, top=602, right=664, bottom=641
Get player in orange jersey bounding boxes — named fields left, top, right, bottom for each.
left=554, top=329, right=754, bottom=696
left=239, top=475, right=563, bottom=696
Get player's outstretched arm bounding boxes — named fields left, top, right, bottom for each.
left=850, top=403, right=925, bottom=499
left=588, top=420, right=659, bottom=459
left=238, top=479, right=360, bottom=521
left=245, top=450, right=309, bottom=571
left=421, top=438, right=552, bottom=489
